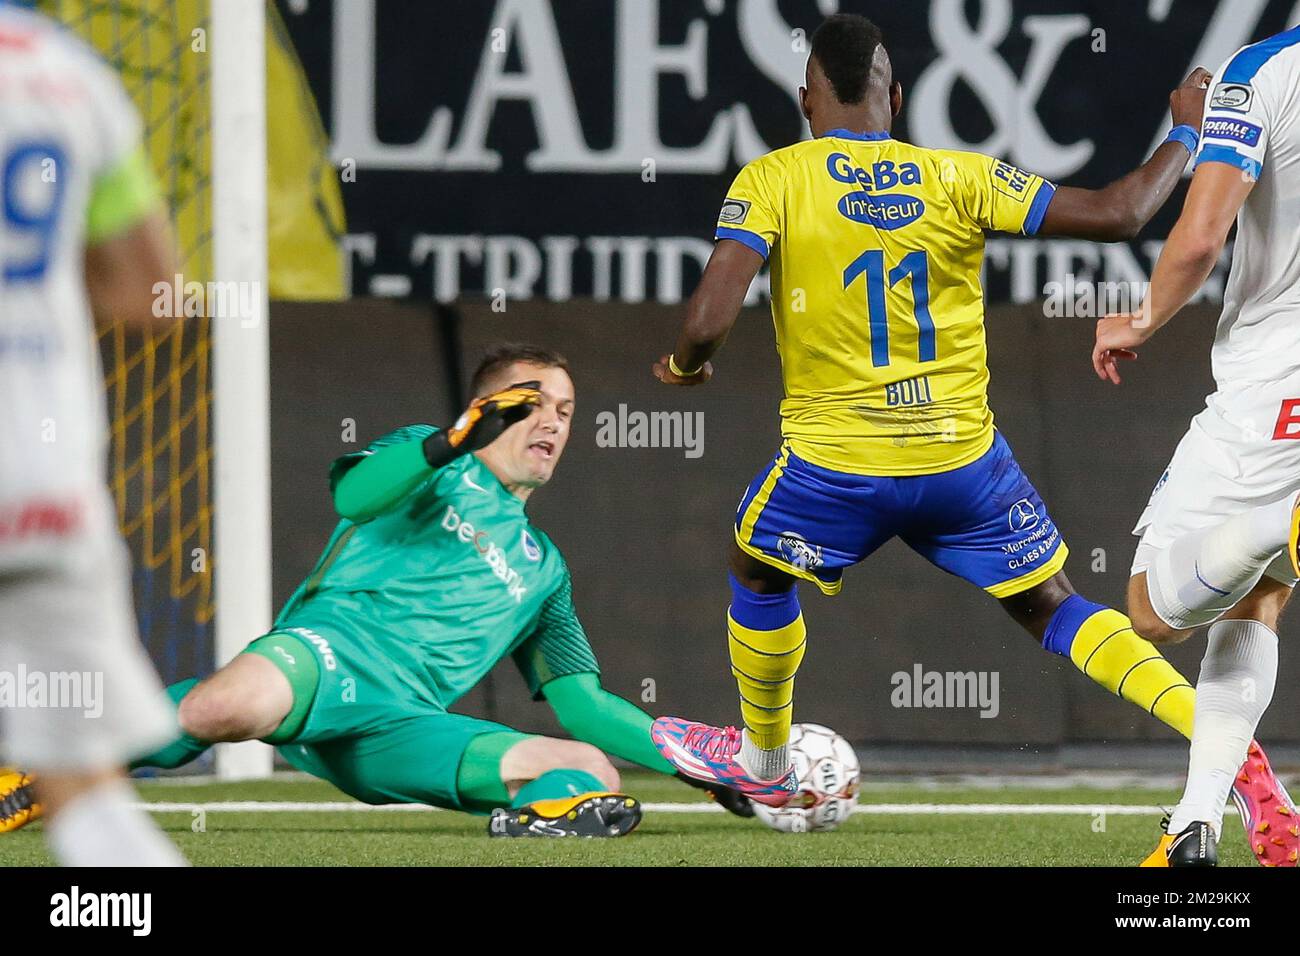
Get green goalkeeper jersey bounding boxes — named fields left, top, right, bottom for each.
left=275, top=424, right=598, bottom=710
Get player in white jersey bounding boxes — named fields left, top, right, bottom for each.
left=1094, top=25, right=1300, bottom=867
left=0, top=3, right=184, bottom=865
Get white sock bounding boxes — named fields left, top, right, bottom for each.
left=1167, top=619, right=1278, bottom=836
left=740, top=730, right=790, bottom=781
left=44, top=779, right=188, bottom=867
left=1148, top=493, right=1296, bottom=628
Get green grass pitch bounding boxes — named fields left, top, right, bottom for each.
left=0, top=772, right=1265, bottom=866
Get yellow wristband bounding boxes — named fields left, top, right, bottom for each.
left=668, top=355, right=702, bottom=377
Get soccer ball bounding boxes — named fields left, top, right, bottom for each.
left=752, top=723, right=860, bottom=833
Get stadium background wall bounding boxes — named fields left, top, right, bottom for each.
left=268, top=299, right=1300, bottom=760
left=84, top=1, right=1300, bottom=768
left=278, top=0, right=1300, bottom=303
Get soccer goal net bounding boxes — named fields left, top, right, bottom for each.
left=38, top=0, right=271, bottom=777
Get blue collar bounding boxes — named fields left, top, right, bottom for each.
left=820, top=128, right=891, bottom=142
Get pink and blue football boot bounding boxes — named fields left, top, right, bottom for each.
left=651, top=717, right=797, bottom=808
left=1231, top=739, right=1299, bottom=867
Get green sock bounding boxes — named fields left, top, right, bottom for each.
left=510, top=769, right=606, bottom=809
left=129, top=678, right=210, bottom=770
left=455, top=733, right=610, bottom=813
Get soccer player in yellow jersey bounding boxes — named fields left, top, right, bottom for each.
left=649, top=13, right=1296, bottom=854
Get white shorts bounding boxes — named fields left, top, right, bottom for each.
left=0, top=535, right=175, bottom=770
left=1131, top=381, right=1300, bottom=587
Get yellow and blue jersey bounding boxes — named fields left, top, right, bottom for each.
left=721, top=129, right=1068, bottom=598
left=717, top=129, right=1055, bottom=477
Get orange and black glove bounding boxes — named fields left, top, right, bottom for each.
left=422, top=381, right=541, bottom=468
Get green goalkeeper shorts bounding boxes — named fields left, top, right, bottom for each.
left=246, top=619, right=522, bottom=811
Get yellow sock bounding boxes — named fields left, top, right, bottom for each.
left=1069, top=607, right=1195, bottom=738
left=728, top=610, right=806, bottom=750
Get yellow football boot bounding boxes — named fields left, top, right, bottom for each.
left=487, top=791, right=641, bottom=838
left=1141, top=820, right=1217, bottom=867
left=1141, top=834, right=1173, bottom=867
left=0, top=769, right=41, bottom=833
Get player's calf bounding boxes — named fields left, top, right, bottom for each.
left=726, top=548, right=806, bottom=782
left=1222, top=575, right=1293, bottom=630
left=501, top=737, right=620, bottom=793
left=1027, top=582, right=1196, bottom=738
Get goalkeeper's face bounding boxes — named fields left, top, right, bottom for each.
left=481, top=361, right=575, bottom=490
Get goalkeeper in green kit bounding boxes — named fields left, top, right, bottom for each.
left=133, top=344, right=745, bottom=837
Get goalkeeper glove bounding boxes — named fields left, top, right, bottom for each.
left=423, top=381, right=542, bottom=469
left=675, top=770, right=756, bottom=818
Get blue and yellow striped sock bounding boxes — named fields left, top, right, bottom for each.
left=727, top=574, right=805, bottom=776
left=1043, top=594, right=1194, bottom=737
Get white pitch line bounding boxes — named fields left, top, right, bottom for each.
left=133, top=801, right=1167, bottom=815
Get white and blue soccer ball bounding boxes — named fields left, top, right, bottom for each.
left=753, top=723, right=860, bottom=833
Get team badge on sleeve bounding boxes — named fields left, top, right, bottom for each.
left=1210, top=83, right=1254, bottom=113
left=718, top=198, right=751, bottom=224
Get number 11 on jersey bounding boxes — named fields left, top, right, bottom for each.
left=843, top=249, right=936, bottom=368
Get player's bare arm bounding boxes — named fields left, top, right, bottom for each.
left=83, top=209, right=177, bottom=331
left=1037, top=68, right=1212, bottom=242
left=82, top=140, right=176, bottom=330
left=654, top=235, right=764, bottom=386
left=1093, top=162, right=1256, bottom=383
